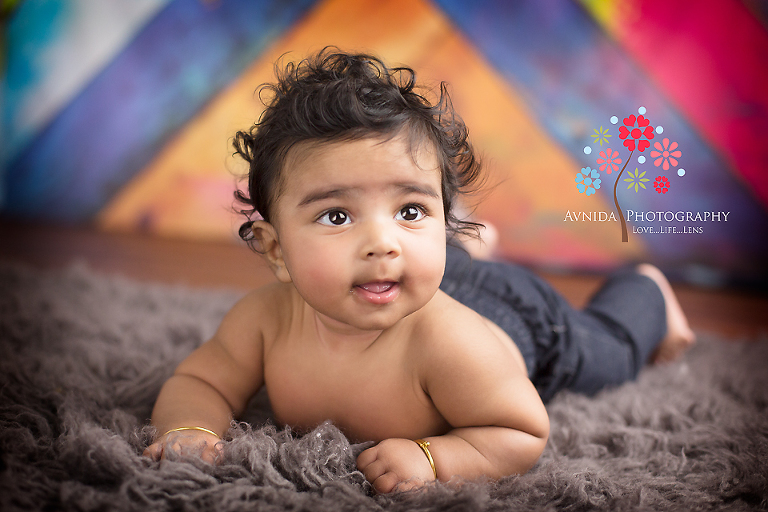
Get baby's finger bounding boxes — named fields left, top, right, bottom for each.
left=200, top=440, right=224, bottom=464
left=355, top=446, right=378, bottom=469
left=360, top=458, right=387, bottom=484
left=393, top=478, right=427, bottom=493
left=372, top=471, right=401, bottom=494
left=142, top=442, right=163, bottom=461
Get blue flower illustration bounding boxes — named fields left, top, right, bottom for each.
left=575, top=167, right=601, bottom=196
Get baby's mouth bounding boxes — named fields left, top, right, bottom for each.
left=353, top=281, right=400, bottom=304
left=358, top=282, right=396, bottom=293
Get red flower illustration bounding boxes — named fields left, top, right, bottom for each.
left=654, top=175, right=670, bottom=194
left=650, top=138, right=681, bottom=171
left=618, top=114, right=655, bottom=152
left=596, top=148, right=622, bottom=174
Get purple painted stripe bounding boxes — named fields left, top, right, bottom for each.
left=4, top=0, right=316, bottom=221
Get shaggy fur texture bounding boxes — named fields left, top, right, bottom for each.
left=1, top=263, right=767, bottom=511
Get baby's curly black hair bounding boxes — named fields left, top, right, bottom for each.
left=233, top=47, right=483, bottom=246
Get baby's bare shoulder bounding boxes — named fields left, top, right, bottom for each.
left=411, top=290, right=528, bottom=373
left=215, top=281, right=294, bottom=348
left=411, top=291, right=546, bottom=434
left=410, top=292, right=509, bottom=362
left=235, top=281, right=293, bottom=315
left=415, top=291, right=499, bottom=344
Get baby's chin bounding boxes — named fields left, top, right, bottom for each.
left=328, top=310, right=407, bottom=333
left=314, top=301, right=422, bottom=334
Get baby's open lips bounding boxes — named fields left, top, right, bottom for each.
left=356, top=282, right=397, bottom=293
left=353, top=281, right=400, bottom=304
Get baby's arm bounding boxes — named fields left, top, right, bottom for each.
left=143, top=291, right=268, bottom=462
left=358, top=304, right=549, bottom=492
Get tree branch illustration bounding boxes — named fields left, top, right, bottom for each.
left=613, top=149, right=634, bottom=242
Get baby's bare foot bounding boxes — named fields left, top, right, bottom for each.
left=636, top=264, right=696, bottom=363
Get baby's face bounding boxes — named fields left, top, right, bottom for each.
left=270, top=135, right=447, bottom=333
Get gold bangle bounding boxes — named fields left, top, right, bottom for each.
left=413, top=439, right=437, bottom=479
left=162, top=426, right=221, bottom=439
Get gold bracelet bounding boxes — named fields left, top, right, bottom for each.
left=162, top=426, right=221, bottom=439
left=413, top=439, right=437, bottom=479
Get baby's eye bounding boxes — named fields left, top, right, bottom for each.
left=396, top=205, right=425, bottom=222
left=317, top=210, right=350, bottom=226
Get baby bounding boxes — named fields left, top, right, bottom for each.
left=144, top=48, right=695, bottom=493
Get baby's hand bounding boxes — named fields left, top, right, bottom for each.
left=356, top=438, right=436, bottom=493
left=143, top=429, right=223, bottom=464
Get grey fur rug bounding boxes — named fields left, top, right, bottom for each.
left=1, top=263, right=767, bottom=511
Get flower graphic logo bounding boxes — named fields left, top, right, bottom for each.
left=596, top=148, right=622, bottom=174
left=592, top=126, right=611, bottom=146
left=650, top=138, right=681, bottom=171
left=618, top=114, right=654, bottom=152
left=654, top=175, right=670, bottom=194
left=579, top=106, right=686, bottom=242
left=624, top=168, right=650, bottom=192
left=576, top=167, right=601, bottom=196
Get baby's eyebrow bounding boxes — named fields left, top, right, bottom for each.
left=298, top=183, right=440, bottom=207
left=297, top=188, right=351, bottom=207
left=396, top=183, right=441, bottom=199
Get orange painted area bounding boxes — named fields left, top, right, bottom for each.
left=414, top=34, right=643, bottom=268
left=99, top=0, right=644, bottom=268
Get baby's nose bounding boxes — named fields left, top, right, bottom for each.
left=361, top=220, right=401, bottom=258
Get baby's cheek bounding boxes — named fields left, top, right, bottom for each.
left=410, top=253, right=445, bottom=290
left=297, top=260, right=348, bottom=297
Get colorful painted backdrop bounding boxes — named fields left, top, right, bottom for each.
left=3, top=0, right=768, bottom=286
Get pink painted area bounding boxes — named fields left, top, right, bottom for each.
left=616, top=0, right=768, bottom=207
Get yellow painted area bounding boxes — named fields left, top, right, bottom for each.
left=98, top=0, right=644, bottom=267
left=578, top=0, right=641, bottom=39
left=578, top=0, right=618, bottom=33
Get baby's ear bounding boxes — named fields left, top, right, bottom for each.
left=251, top=221, right=292, bottom=283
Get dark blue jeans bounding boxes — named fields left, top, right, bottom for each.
left=439, top=244, right=667, bottom=402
